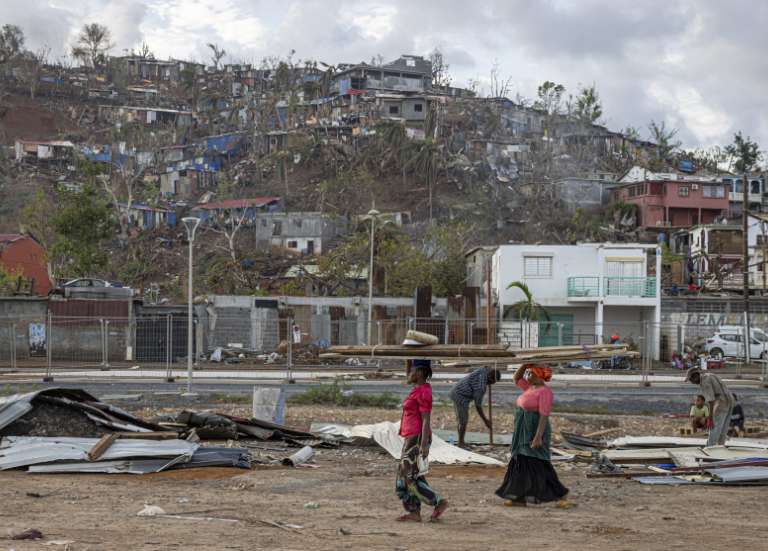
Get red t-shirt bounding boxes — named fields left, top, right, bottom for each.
left=516, top=379, right=553, bottom=416
left=399, top=383, right=433, bottom=437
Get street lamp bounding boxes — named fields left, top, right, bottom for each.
left=364, top=208, right=381, bottom=345
left=181, top=216, right=201, bottom=395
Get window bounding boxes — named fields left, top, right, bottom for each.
left=414, top=103, right=423, bottom=112
left=678, top=186, right=690, bottom=197
left=523, top=256, right=552, bottom=278
left=752, top=180, right=761, bottom=194
left=388, top=105, right=399, bottom=115
left=703, top=185, right=725, bottom=198
left=287, top=240, right=298, bottom=249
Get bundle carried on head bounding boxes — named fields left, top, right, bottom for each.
left=403, top=330, right=439, bottom=346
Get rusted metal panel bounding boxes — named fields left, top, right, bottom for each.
left=49, top=299, right=130, bottom=319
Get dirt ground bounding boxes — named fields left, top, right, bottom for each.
left=2, top=404, right=768, bottom=551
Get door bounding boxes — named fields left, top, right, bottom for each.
left=306, top=240, right=315, bottom=255
left=539, top=313, right=574, bottom=347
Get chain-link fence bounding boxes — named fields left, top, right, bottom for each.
left=1, top=314, right=768, bottom=385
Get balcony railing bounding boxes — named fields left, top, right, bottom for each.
left=567, top=276, right=657, bottom=298
left=604, top=277, right=656, bottom=298
left=567, top=277, right=600, bottom=297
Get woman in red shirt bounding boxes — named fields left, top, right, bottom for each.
left=495, top=363, right=569, bottom=507
left=395, top=360, right=449, bottom=522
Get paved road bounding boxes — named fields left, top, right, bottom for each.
left=4, top=377, right=768, bottom=417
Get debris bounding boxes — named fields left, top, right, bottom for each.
left=303, top=502, right=320, bottom=509
left=0, top=388, right=169, bottom=437
left=312, top=421, right=503, bottom=465
left=282, top=445, right=314, bottom=466
left=41, top=540, right=76, bottom=546
left=88, top=433, right=118, bottom=461
left=137, top=505, right=166, bottom=517
left=11, top=528, right=43, bottom=540
left=252, top=387, right=286, bottom=425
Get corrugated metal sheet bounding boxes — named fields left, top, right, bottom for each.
left=707, top=466, right=768, bottom=483
left=0, top=436, right=198, bottom=470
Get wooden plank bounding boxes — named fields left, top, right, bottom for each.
left=115, top=431, right=179, bottom=440
left=88, top=433, right=118, bottom=461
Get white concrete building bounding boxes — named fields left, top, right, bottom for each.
left=491, top=243, right=661, bottom=359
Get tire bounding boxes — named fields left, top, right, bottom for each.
left=710, top=348, right=724, bottom=359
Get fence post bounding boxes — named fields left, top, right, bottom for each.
left=469, top=322, right=475, bottom=345
left=44, top=312, right=53, bottom=382
left=166, top=314, right=175, bottom=382
left=641, top=321, right=651, bottom=387
left=105, top=320, right=111, bottom=369
left=444, top=318, right=449, bottom=344
left=286, top=317, right=294, bottom=384
left=377, top=321, right=382, bottom=345
left=557, top=323, right=563, bottom=346
left=10, top=322, right=17, bottom=371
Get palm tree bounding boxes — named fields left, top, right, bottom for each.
left=506, top=281, right=551, bottom=346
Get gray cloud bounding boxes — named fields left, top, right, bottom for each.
left=1, top=0, right=766, bottom=150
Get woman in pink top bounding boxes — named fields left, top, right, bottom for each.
left=495, top=363, right=569, bottom=507
left=395, top=360, right=448, bottom=522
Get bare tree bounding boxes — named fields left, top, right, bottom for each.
left=18, top=46, right=50, bottom=99
left=0, top=24, right=24, bottom=65
left=488, top=60, right=513, bottom=98
left=207, top=43, right=226, bottom=70
left=210, top=208, right=248, bottom=261
left=429, top=48, right=452, bottom=89
left=136, top=41, right=153, bottom=60
left=534, top=81, right=566, bottom=115
left=71, top=23, right=114, bottom=71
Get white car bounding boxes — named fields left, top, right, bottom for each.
left=704, top=326, right=768, bottom=359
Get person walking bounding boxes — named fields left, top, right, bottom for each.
left=496, top=363, right=569, bottom=507
left=685, top=367, right=734, bottom=446
left=449, top=366, right=501, bottom=447
left=395, top=359, right=448, bottom=522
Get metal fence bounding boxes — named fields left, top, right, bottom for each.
left=2, top=314, right=768, bottom=384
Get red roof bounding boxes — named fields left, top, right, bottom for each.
left=195, top=197, right=280, bottom=210
left=0, top=234, right=25, bottom=244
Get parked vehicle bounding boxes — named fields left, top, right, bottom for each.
left=704, top=326, right=768, bottom=359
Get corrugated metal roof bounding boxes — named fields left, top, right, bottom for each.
left=194, top=197, right=281, bottom=210
left=0, top=436, right=198, bottom=470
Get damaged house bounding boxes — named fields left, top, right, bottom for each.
left=254, top=212, right=348, bottom=255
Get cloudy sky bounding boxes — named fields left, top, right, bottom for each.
left=3, top=0, right=767, bottom=150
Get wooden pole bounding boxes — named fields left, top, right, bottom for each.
left=487, top=371, right=494, bottom=446
left=485, top=258, right=492, bottom=345
left=743, top=172, right=752, bottom=364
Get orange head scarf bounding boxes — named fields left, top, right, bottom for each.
left=524, top=364, right=552, bottom=382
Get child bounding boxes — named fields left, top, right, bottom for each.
left=690, top=394, right=710, bottom=433
left=729, top=393, right=746, bottom=437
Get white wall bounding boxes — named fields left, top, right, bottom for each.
left=493, top=244, right=649, bottom=308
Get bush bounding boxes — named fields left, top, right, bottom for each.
left=288, top=382, right=400, bottom=409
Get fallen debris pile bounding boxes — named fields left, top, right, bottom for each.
left=0, top=388, right=169, bottom=437
left=565, top=432, right=768, bottom=486
left=0, top=435, right=250, bottom=474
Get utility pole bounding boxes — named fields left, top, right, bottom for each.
left=743, top=173, right=752, bottom=364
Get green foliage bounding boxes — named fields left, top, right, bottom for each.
left=0, top=263, right=23, bottom=295
left=288, top=382, right=400, bottom=408
left=725, top=132, right=762, bottom=173
left=318, top=222, right=468, bottom=297
left=51, top=183, right=115, bottom=277
left=573, top=85, right=602, bottom=124
left=505, top=281, right=550, bottom=324
left=534, top=81, right=566, bottom=115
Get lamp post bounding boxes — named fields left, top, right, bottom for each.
left=181, top=216, right=201, bottom=395
left=366, top=208, right=380, bottom=345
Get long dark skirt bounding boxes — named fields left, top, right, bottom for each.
left=495, top=453, right=569, bottom=504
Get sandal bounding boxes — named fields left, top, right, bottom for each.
left=430, top=500, right=449, bottom=521
left=397, top=513, right=422, bottom=522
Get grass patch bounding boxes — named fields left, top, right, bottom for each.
left=288, top=383, right=400, bottom=409
left=210, top=393, right=252, bottom=405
